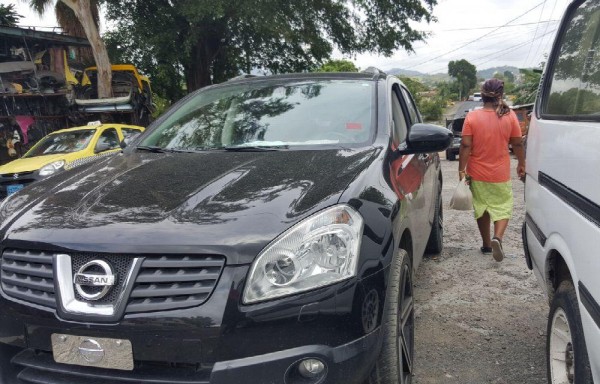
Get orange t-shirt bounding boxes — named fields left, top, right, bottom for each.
left=462, top=109, right=521, bottom=183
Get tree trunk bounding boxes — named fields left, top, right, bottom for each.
left=62, top=0, right=112, bottom=98
left=184, top=41, right=214, bottom=92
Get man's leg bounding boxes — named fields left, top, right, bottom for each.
left=477, top=211, right=492, bottom=248
left=493, top=219, right=509, bottom=240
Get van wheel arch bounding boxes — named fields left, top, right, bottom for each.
left=546, top=250, right=572, bottom=304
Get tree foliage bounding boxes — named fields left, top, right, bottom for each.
left=103, top=0, right=437, bottom=99
left=317, top=59, right=359, bottom=73
left=513, top=69, right=542, bottom=105
left=448, top=59, right=477, bottom=100
left=0, top=4, right=22, bottom=26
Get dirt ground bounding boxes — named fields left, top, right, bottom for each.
left=413, top=154, right=549, bottom=384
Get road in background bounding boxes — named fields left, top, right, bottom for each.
left=413, top=156, right=548, bottom=383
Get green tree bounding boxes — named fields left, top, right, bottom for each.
left=103, top=0, right=437, bottom=97
left=397, top=76, right=427, bottom=105
left=448, top=59, right=477, bottom=100
left=26, top=0, right=113, bottom=98
left=503, top=70, right=515, bottom=83
left=513, top=68, right=542, bottom=104
left=0, top=4, right=22, bottom=26
left=317, top=59, right=359, bottom=73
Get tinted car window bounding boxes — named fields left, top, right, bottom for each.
left=122, top=128, right=142, bottom=144
left=97, top=128, right=121, bottom=149
left=24, top=129, right=95, bottom=157
left=401, top=87, right=421, bottom=125
left=140, top=80, right=374, bottom=150
left=543, top=1, right=600, bottom=118
left=391, top=86, right=408, bottom=145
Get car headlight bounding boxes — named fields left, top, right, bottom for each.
left=39, top=160, right=66, bottom=176
left=243, top=205, right=363, bottom=304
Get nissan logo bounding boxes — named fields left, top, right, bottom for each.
left=74, top=260, right=116, bottom=301
left=78, top=339, right=105, bottom=363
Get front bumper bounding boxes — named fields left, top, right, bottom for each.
left=0, top=329, right=379, bottom=384
left=0, top=172, right=42, bottom=199
left=0, top=263, right=387, bottom=384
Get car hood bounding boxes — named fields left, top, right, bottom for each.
left=2, top=148, right=378, bottom=264
left=0, top=153, right=70, bottom=174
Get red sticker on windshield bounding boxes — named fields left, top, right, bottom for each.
left=346, top=122, right=362, bottom=130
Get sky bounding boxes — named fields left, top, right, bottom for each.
left=11, top=0, right=571, bottom=75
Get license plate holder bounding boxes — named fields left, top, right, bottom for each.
left=6, top=184, right=23, bottom=195
left=51, top=333, right=134, bottom=370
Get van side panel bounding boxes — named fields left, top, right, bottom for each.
left=526, top=115, right=600, bottom=381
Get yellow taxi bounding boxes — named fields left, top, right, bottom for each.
left=0, top=122, right=144, bottom=198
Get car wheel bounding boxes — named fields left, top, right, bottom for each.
left=447, top=151, right=456, bottom=161
left=547, top=280, right=593, bottom=384
left=367, top=249, right=414, bottom=384
left=425, top=190, right=443, bottom=254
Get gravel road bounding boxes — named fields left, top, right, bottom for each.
left=413, top=154, right=549, bottom=384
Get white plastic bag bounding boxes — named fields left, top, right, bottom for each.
left=449, top=179, right=473, bottom=210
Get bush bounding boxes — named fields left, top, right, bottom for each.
left=419, top=98, right=444, bottom=122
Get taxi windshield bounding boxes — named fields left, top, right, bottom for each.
left=24, top=130, right=96, bottom=158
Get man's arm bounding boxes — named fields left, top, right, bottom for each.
left=510, top=137, right=526, bottom=180
left=458, top=135, right=472, bottom=180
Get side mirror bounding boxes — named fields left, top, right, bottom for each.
left=94, top=142, right=112, bottom=153
left=398, top=123, right=453, bottom=155
left=120, top=140, right=127, bottom=149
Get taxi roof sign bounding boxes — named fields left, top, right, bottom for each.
left=87, top=120, right=102, bottom=126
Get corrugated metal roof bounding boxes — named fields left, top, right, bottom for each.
left=0, top=26, right=90, bottom=47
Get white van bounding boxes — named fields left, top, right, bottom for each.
left=523, top=0, right=599, bottom=382
left=472, top=92, right=482, bottom=102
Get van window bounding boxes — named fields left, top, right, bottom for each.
left=543, top=1, right=600, bottom=118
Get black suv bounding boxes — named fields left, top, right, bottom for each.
left=0, top=71, right=451, bottom=384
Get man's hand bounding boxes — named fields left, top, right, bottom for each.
left=517, top=163, right=526, bottom=182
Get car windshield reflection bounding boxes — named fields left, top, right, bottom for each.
left=139, top=80, right=374, bottom=151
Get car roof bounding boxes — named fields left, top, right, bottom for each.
left=51, top=124, right=144, bottom=135
left=224, top=71, right=387, bottom=86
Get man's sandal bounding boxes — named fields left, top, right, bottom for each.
left=491, top=237, right=505, bottom=262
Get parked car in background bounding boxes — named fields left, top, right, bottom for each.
left=472, top=92, right=482, bottom=102
left=0, top=122, right=143, bottom=198
left=523, top=0, right=599, bottom=382
left=445, top=116, right=464, bottom=161
left=0, top=70, right=451, bottom=383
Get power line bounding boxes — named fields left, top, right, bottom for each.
left=426, top=28, right=558, bottom=74
left=534, top=0, right=561, bottom=66
left=398, top=24, right=542, bottom=70
left=437, top=20, right=558, bottom=32
left=409, top=0, right=549, bottom=69
left=524, top=0, right=548, bottom=66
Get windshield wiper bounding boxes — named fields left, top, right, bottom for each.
left=136, top=146, right=195, bottom=153
left=222, top=145, right=288, bottom=152
left=136, top=145, right=167, bottom=153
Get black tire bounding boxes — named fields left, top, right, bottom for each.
left=447, top=151, right=456, bottom=161
left=425, top=189, right=443, bottom=254
left=368, top=249, right=414, bottom=384
left=547, top=280, right=593, bottom=384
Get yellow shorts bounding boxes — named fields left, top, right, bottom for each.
left=470, top=180, right=513, bottom=221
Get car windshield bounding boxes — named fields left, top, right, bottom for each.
left=24, top=129, right=95, bottom=158
left=139, top=79, right=374, bottom=150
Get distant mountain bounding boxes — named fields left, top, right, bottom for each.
left=477, top=66, right=520, bottom=79
left=386, top=68, right=426, bottom=77
left=383, top=65, right=523, bottom=84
